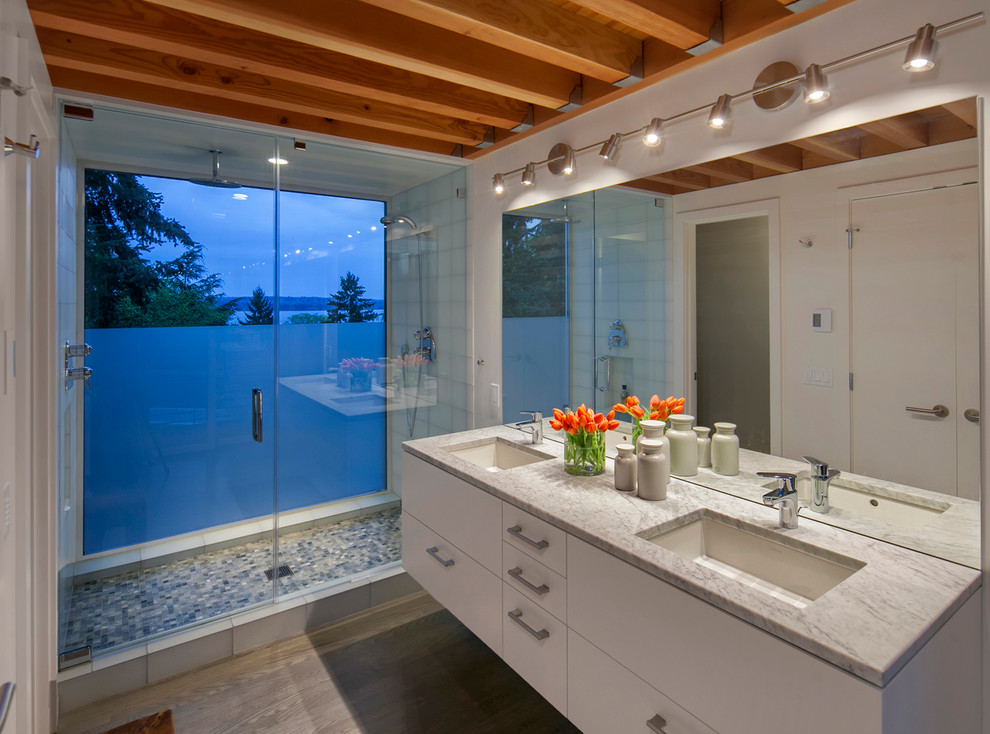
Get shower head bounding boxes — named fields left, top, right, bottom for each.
left=190, top=149, right=241, bottom=188
left=380, top=214, right=418, bottom=229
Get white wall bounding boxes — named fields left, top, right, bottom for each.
left=674, top=139, right=977, bottom=470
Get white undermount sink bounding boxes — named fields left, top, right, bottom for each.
left=641, top=511, right=865, bottom=607
left=443, top=437, right=554, bottom=472
left=760, top=475, right=948, bottom=529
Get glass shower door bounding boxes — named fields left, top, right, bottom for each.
left=59, top=110, right=279, bottom=661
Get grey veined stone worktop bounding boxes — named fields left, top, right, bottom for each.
left=404, top=425, right=980, bottom=687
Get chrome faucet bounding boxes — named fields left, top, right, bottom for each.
left=513, top=411, right=543, bottom=445
left=757, top=471, right=799, bottom=529
left=804, top=456, right=840, bottom=514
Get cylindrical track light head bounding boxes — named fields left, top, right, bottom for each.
left=643, top=118, right=663, bottom=147
left=521, top=162, right=536, bottom=186
left=903, top=24, right=936, bottom=71
left=492, top=173, right=505, bottom=195
left=599, top=133, right=621, bottom=161
left=562, top=146, right=576, bottom=175
left=803, top=64, right=830, bottom=103
left=708, top=94, right=732, bottom=129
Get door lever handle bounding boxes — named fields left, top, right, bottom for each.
left=905, top=404, right=949, bottom=418
left=252, top=388, right=263, bottom=442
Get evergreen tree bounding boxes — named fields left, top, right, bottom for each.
left=326, top=272, right=377, bottom=323
left=239, top=285, right=274, bottom=325
left=502, top=214, right=566, bottom=318
left=85, top=169, right=234, bottom=328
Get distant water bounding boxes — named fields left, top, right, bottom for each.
left=232, top=309, right=385, bottom=324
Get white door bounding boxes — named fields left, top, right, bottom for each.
left=850, top=183, right=979, bottom=498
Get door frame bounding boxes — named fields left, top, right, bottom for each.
left=674, top=198, right=782, bottom=456
left=839, top=166, right=980, bottom=497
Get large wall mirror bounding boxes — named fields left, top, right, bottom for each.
left=502, top=97, right=981, bottom=569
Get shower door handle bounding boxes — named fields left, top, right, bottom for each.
left=595, top=356, right=610, bottom=392
left=252, top=388, right=263, bottom=443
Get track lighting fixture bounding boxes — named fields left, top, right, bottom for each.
left=599, top=133, right=621, bottom=160
left=903, top=24, right=936, bottom=71
left=803, top=64, right=830, bottom=103
left=707, top=94, right=732, bottom=129
left=488, top=14, right=979, bottom=196
left=522, top=162, right=536, bottom=186
left=643, top=118, right=663, bottom=147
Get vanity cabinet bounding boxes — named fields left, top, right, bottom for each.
left=401, top=452, right=981, bottom=734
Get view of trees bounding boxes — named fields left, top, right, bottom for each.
left=327, top=271, right=378, bottom=323
left=238, top=286, right=274, bottom=325
left=502, top=215, right=567, bottom=318
left=84, top=170, right=234, bottom=328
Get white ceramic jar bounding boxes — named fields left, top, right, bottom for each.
left=694, top=426, right=712, bottom=468
left=667, top=414, right=698, bottom=477
left=711, top=422, right=740, bottom=476
left=613, top=443, right=637, bottom=493
left=637, top=438, right=669, bottom=500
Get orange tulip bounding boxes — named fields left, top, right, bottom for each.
left=612, top=403, right=627, bottom=414
left=606, top=410, right=615, bottom=421
left=626, top=395, right=638, bottom=408
left=650, top=394, right=661, bottom=408
left=630, top=405, right=645, bottom=419
left=553, top=408, right=564, bottom=421
left=550, top=419, right=562, bottom=431
left=607, top=420, right=620, bottom=430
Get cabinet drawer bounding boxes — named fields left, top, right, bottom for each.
left=502, top=583, right=568, bottom=715
left=402, top=511, right=502, bottom=655
left=567, top=535, right=882, bottom=734
left=402, top=454, right=502, bottom=573
left=568, top=629, right=716, bottom=734
left=502, top=503, right=567, bottom=576
left=502, top=542, right=567, bottom=623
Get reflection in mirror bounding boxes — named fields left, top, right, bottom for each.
left=502, top=98, right=980, bottom=569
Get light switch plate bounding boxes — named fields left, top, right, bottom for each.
left=812, top=309, right=832, bottom=333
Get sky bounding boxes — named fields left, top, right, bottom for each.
left=140, top=175, right=386, bottom=300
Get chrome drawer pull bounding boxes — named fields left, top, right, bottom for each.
left=508, top=566, right=549, bottom=595
left=507, top=609, right=550, bottom=640
left=507, top=525, right=549, bottom=550
left=646, top=714, right=668, bottom=733
left=425, top=546, right=454, bottom=567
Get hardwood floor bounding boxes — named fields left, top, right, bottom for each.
left=58, top=593, right=580, bottom=734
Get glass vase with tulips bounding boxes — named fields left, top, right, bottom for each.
left=550, top=405, right=620, bottom=476
left=612, top=394, right=686, bottom=446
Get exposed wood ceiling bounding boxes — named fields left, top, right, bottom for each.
left=27, top=0, right=844, bottom=158
left=624, top=99, right=979, bottom=196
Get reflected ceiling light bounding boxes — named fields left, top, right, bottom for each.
left=232, top=193, right=248, bottom=200
left=707, top=94, right=732, bottom=129
left=521, top=162, right=536, bottom=186
left=599, top=133, right=621, bottom=160
left=370, top=225, right=377, bottom=231
left=268, top=157, right=288, bottom=165
left=803, top=64, right=830, bottom=103
left=492, top=173, right=505, bottom=194
left=903, top=23, right=936, bottom=71
left=643, top=118, right=663, bottom=147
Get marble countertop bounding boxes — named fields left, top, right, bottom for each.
left=403, top=425, right=981, bottom=687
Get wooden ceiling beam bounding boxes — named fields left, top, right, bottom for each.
left=685, top=157, right=754, bottom=183
left=40, top=31, right=492, bottom=145
left=722, top=0, right=792, bottom=43
left=358, top=0, right=641, bottom=84
left=49, top=67, right=464, bottom=156
left=28, top=0, right=530, bottom=129
left=140, top=0, right=580, bottom=108
left=858, top=116, right=928, bottom=150
left=790, top=133, right=860, bottom=162
left=560, top=0, right=719, bottom=49
left=941, top=98, right=978, bottom=129
left=734, top=144, right=802, bottom=173
left=619, top=178, right=689, bottom=196
left=648, top=169, right=711, bottom=191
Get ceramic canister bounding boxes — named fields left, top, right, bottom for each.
left=667, top=414, right=698, bottom=477
left=711, top=422, right=740, bottom=476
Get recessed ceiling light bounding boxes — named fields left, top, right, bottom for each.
left=268, top=157, right=288, bottom=165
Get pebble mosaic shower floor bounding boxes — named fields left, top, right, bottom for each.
left=63, top=507, right=402, bottom=655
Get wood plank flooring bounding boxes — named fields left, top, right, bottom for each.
left=58, top=593, right=580, bottom=734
